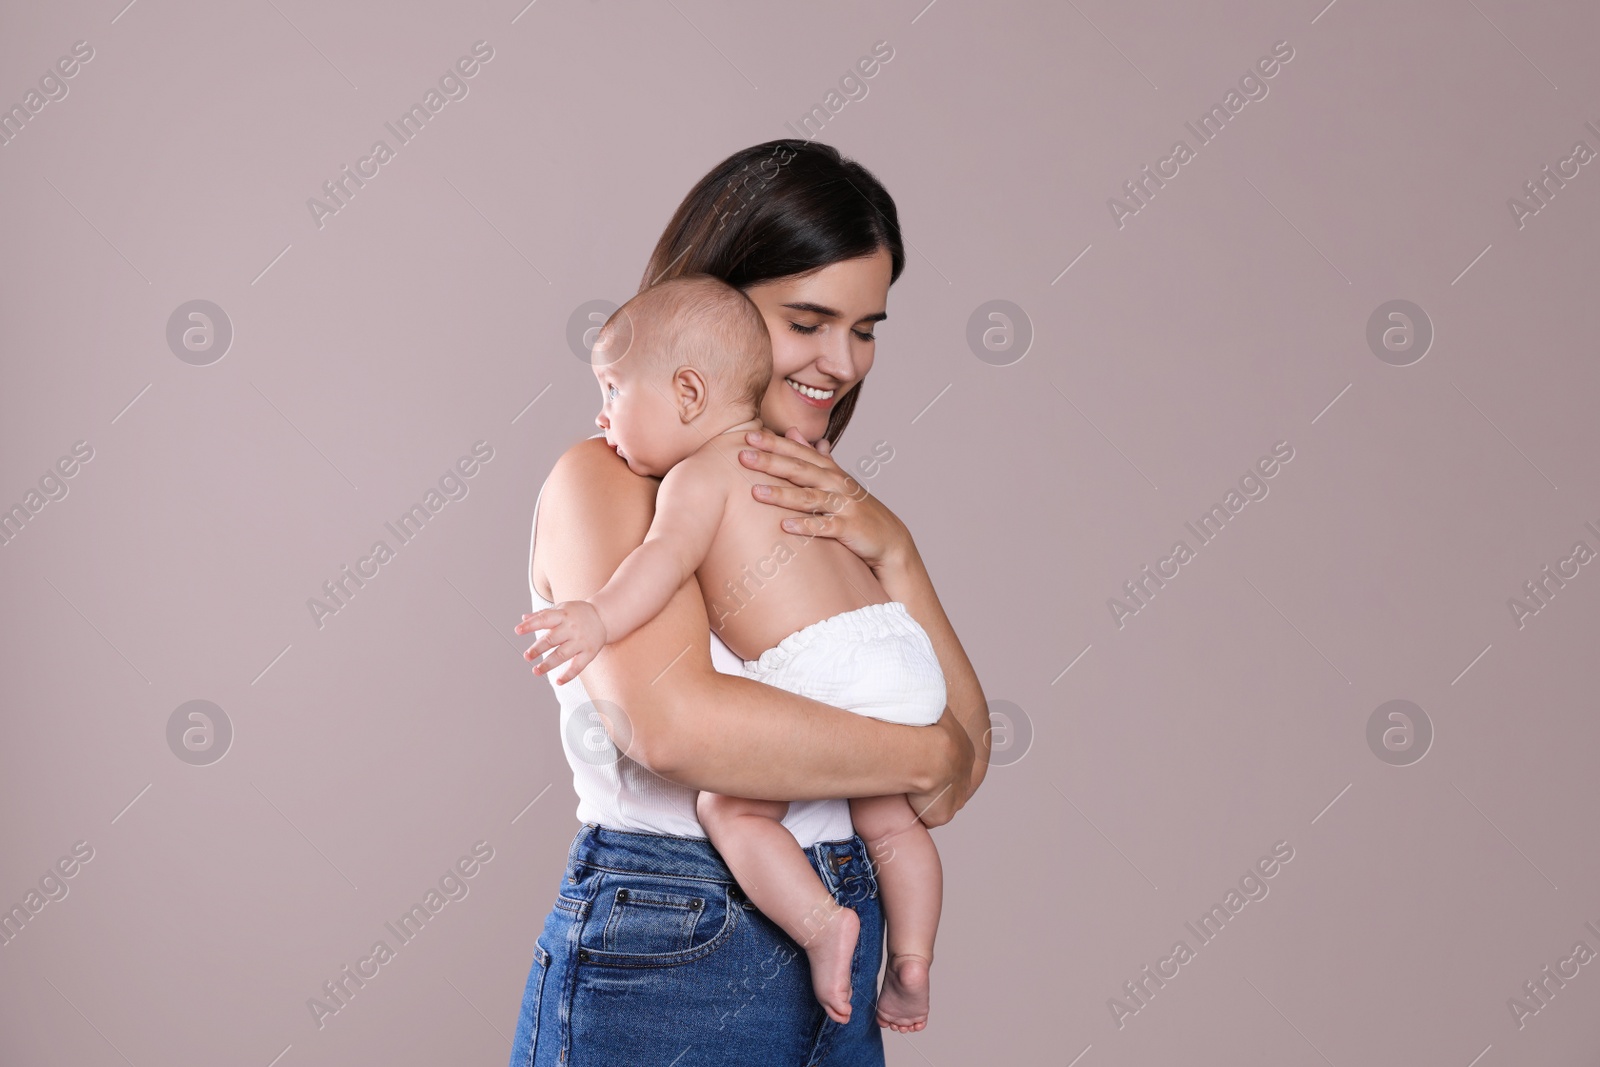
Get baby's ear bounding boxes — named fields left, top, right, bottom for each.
left=673, top=365, right=710, bottom=421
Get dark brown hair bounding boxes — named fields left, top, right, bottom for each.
left=640, top=140, right=905, bottom=447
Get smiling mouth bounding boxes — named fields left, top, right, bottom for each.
left=785, top=377, right=836, bottom=405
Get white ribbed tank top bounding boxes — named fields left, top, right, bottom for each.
left=527, top=439, right=853, bottom=846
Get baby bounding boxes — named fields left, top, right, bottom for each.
left=523, top=274, right=945, bottom=1032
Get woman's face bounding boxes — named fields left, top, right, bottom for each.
left=742, top=247, right=893, bottom=445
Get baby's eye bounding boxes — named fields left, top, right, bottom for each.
left=787, top=322, right=820, bottom=335
left=607, top=384, right=619, bottom=399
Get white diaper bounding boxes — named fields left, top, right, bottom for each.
left=741, top=601, right=946, bottom=727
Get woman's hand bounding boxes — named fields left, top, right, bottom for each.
left=908, top=710, right=976, bottom=828
left=739, top=427, right=913, bottom=574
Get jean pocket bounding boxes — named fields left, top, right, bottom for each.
left=577, top=876, right=738, bottom=967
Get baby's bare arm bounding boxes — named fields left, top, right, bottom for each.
left=588, top=452, right=729, bottom=643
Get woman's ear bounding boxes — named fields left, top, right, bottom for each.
left=672, top=366, right=710, bottom=423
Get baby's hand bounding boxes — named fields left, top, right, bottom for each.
left=521, top=601, right=609, bottom=685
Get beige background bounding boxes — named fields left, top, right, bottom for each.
left=4, top=0, right=1600, bottom=1064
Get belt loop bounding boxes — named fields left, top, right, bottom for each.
left=812, top=842, right=837, bottom=894
left=566, top=823, right=594, bottom=876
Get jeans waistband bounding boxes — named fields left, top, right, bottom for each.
left=566, top=822, right=874, bottom=897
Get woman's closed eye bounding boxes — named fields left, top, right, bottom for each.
left=787, top=321, right=876, bottom=342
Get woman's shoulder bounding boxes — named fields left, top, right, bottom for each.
left=548, top=437, right=647, bottom=495
left=541, top=436, right=657, bottom=544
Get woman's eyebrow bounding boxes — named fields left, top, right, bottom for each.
left=781, top=301, right=888, bottom=324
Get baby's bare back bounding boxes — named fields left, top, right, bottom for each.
left=693, top=435, right=890, bottom=662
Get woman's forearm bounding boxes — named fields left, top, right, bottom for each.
left=659, top=673, right=953, bottom=802
left=580, top=578, right=957, bottom=802
left=874, top=540, right=992, bottom=797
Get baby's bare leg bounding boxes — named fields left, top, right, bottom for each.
left=696, top=790, right=860, bottom=1025
left=849, top=793, right=942, bottom=1033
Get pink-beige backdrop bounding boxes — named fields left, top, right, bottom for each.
left=3, top=0, right=1599, bottom=1064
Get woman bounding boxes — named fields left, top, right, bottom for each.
left=508, top=140, right=991, bottom=1067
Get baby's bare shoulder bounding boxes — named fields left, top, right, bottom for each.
left=680, top=434, right=763, bottom=486
left=704, top=431, right=804, bottom=488
left=656, top=438, right=740, bottom=508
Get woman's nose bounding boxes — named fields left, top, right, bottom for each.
left=813, top=334, right=859, bottom=383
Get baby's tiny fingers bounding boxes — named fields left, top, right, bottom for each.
left=556, top=649, right=597, bottom=686
left=535, top=642, right=578, bottom=676
left=531, top=642, right=565, bottom=675
left=522, top=633, right=561, bottom=660
left=516, top=609, right=561, bottom=635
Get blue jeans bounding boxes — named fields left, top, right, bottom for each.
left=508, top=823, right=886, bottom=1066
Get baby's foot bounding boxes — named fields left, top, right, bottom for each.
left=801, top=903, right=859, bottom=1024
left=875, top=953, right=931, bottom=1033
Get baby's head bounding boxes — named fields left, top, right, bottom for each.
left=590, top=274, right=772, bottom=477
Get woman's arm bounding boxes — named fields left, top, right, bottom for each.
left=521, top=455, right=728, bottom=684
left=736, top=428, right=993, bottom=799
left=520, top=438, right=974, bottom=824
